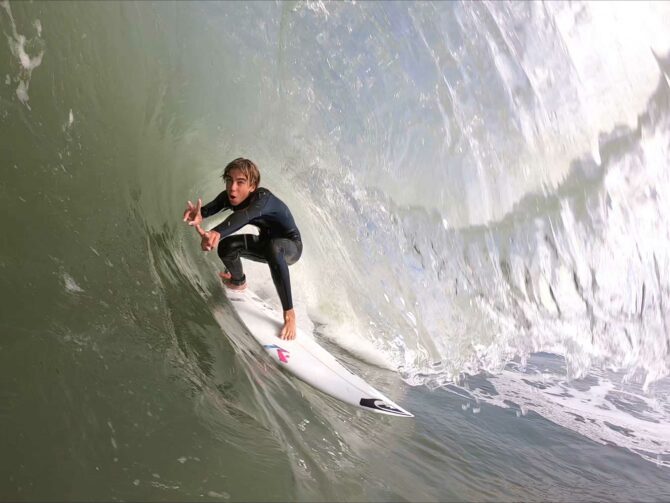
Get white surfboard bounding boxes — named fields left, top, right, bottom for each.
left=225, top=287, right=413, bottom=418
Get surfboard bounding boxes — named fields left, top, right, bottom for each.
left=225, top=287, right=413, bottom=418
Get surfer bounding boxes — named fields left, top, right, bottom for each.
left=182, top=158, right=303, bottom=340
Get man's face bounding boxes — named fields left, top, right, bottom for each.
left=225, top=168, right=256, bottom=205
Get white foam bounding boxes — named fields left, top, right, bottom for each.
left=1, top=0, right=45, bottom=108
left=472, top=367, right=670, bottom=467
left=315, top=318, right=394, bottom=370
left=62, top=272, right=84, bottom=293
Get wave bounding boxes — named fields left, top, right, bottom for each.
left=2, top=0, right=670, bottom=472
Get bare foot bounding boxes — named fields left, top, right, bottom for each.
left=280, top=309, right=296, bottom=340
left=218, top=272, right=247, bottom=291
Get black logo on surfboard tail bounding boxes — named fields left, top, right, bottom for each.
left=359, top=398, right=413, bottom=417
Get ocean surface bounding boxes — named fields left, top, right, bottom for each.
left=2, top=1, right=670, bottom=501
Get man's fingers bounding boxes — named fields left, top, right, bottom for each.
left=196, top=198, right=202, bottom=211
left=184, top=201, right=194, bottom=222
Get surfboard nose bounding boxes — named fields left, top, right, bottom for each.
left=359, top=398, right=414, bottom=418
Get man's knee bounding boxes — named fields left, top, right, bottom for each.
left=269, top=240, right=283, bottom=258
left=217, top=237, right=240, bottom=260
left=268, top=239, right=301, bottom=266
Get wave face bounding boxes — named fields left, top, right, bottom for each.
left=2, top=1, right=670, bottom=499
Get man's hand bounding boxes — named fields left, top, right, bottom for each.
left=183, top=199, right=203, bottom=226
left=280, top=309, right=296, bottom=340
left=195, top=225, right=220, bottom=252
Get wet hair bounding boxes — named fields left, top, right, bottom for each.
left=222, top=158, right=260, bottom=188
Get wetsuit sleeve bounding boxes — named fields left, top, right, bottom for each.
left=201, top=191, right=230, bottom=219
left=211, top=193, right=270, bottom=239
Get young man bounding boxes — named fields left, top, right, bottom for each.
left=182, top=158, right=303, bottom=340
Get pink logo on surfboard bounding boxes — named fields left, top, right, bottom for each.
left=264, top=344, right=290, bottom=363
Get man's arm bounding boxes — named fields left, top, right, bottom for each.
left=211, top=192, right=268, bottom=239
left=201, top=191, right=230, bottom=218
left=198, top=192, right=268, bottom=252
left=183, top=191, right=230, bottom=227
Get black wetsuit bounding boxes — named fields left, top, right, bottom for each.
left=201, top=188, right=302, bottom=311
